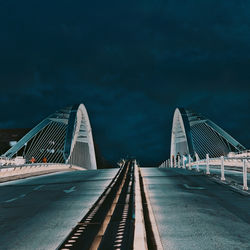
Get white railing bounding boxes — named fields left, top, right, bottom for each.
left=228, top=150, right=250, bottom=158
left=159, top=154, right=250, bottom=191
left=1, top=163, right=67, bottom=168
left=0, top=163, right=84, bottom=179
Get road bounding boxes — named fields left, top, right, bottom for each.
left=0, top=168, right=118, bottom=250
left=141, top=167, right=250, bottom=250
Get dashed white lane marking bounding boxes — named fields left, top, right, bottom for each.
left=64, top=186, right=76, bottom=193
left=4, top=193, right=26, bottom=203
left=183, top=184, right=206, bottom=190
left=4, top=197, right=19, bottom=203
left=33, top=185, right=45, bottom=190
left=3, top=184, right=45, bottom=203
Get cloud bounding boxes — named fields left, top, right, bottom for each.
left=0, top=1, right=249, bottom=164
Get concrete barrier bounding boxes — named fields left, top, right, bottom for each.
left=0, top=163, right=85, bottom=182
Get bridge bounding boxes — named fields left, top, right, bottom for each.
left=161, top=107, right=250, bottom=190
left=170, top=107, right=245, bottom=162
left=0, top=105, right=249, bottom=250
left=3, top=103, right=97, bottom=170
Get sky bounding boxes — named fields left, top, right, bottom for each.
left=0, top=0, right=249, bottom=165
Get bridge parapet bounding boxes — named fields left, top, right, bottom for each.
left=0, top=163, right=84, bottom=181
left=159, top=153, right=250, bottom=191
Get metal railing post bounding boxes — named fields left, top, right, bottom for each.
left=243, top=159, right=248, bottom=191
left=188, top=154, right=192, bottom=170
left=195, top=152, right=199, bottom=172
left=178, top=155, right=181, bottom=168
left=182, top=156, right=185, bottom=169
left=221, top=156, right=225, bottom=181
left=206, top=153, right=210, bottom=175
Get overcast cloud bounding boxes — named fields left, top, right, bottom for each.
left=0, top=0, right=249, bottom=164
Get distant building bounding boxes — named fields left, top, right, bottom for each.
left=0, top=128, right=30, bottom=155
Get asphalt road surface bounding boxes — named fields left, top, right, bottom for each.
left=141, top=167, right=250, bottom=250
left=0, top=168, right=118, bottom=250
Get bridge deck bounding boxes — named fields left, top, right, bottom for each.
left=0, top=169, right=118, bottom=250
left=1, top=166, right=250, bottom=249
left=141, top=167, right=250, bottom=249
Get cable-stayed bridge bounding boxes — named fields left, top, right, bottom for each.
left=0, top=105, right=249, bottom=250
left=160, top=107, right=250, bottom=190
left=3, top=103, right=97, bottom=170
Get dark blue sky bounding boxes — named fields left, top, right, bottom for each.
left=0, top=0, right=249, bottom=165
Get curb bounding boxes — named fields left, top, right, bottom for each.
left=134, top=164, right=148, bottom=250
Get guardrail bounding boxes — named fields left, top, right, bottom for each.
left=159, top=155, right=250, bottom=191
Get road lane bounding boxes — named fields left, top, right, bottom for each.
left=0, top=168, right=118, bottom=250
left=141, top=167, right=250, bottom=250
